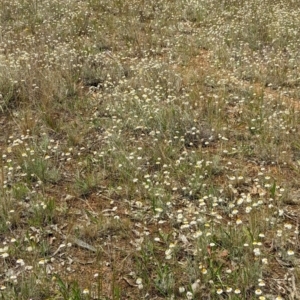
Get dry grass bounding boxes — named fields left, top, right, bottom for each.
left=1, top=0, right=300, bottom=299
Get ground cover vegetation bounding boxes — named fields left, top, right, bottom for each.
left=0, top=0, right=300, bottom=299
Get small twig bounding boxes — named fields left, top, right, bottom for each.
left=66, top=235, right=97, bottom=252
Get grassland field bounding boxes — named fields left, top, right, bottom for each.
left=1, top=0, right=300, bottom=299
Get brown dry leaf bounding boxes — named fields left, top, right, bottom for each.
left=218, top=249, right=229, bottom=258
left=249, top=185, right=266, bottom=196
